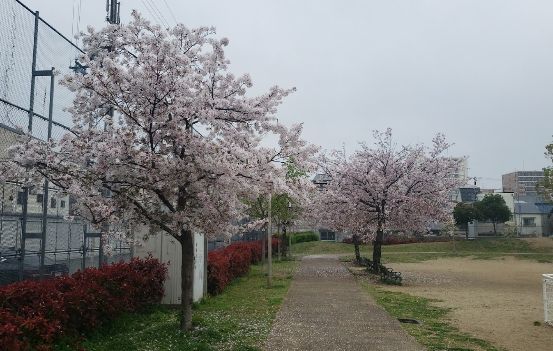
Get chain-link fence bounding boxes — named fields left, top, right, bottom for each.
left=0, top=0, right=132, bottom=286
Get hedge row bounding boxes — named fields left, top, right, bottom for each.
left=207, top=239, right=278, bottom=295
left=381, top=235, right=450, bottom=245
left=291, top=231, right=319, bottom=244
left=342, top=235, right=451, bottom=245
left=0, top=257, right=167, bottom=351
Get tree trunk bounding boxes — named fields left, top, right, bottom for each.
left=261, top=233, right=266, bottom=266
left=282, top=226, right=288, bottom=258
left=277, top=225, right=281, bottom=261
left=179, top=230, right=194, bottom=331
left=352, top=234, right=361, bottom=263
left=493, top=221, right=497, bottom=235
left=372, top=229, right=384, bottom=272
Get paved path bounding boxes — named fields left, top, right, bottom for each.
left=265, top=255, right=424, bottom=351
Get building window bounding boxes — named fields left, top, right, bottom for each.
left=523, top=217, right=536, bottom=227
left=60, top=200, right=66, bottom=208
left=16, top=191, right=24, bottom=205
left=36, top=194, right=44, bottom=203
left=50, top=198, right=56, bottom=208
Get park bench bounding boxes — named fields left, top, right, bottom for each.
left=358, top=256, right=402, bottom=285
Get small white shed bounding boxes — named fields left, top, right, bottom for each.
left=134, top=231, right=207, bottom=304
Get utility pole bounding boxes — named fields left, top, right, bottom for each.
left=106, top=0, right=120, bottom=25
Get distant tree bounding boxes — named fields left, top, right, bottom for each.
left=270, top=160, right=307, bottom=258
left=316, top=129, right=462, bottom=270
left=453, top=202, right=480, bottom=236
left=538, top=141, right=553, bottom=202
left=475, top=194, right=511, bottom=234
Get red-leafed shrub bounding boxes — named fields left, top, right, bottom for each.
left=207, top=250, right=232, bottom=295
left=0, top=256, right=167, bottom=351
left=207, top=239, right=279, bottom=295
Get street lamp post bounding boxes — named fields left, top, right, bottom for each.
left=267, top=183, right=273, bottom=288
left=287, top=201, right=292, bottom=258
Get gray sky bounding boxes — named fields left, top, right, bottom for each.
left=24, top=0, right=553, bottom=189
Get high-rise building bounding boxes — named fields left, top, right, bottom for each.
left=502, top=171, right=544, bottom=196
left=449, top=157, right=469, bottom=202
left=450, top=157, right=468, bottom=184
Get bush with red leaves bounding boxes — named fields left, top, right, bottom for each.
left=0, top=256, right=167, bottom=351
left=207, top=239, right=278, bottom=295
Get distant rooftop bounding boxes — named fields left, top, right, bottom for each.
left=514, top=195, right=553, bottom=214
left=313, top=173, right=332, bottom=185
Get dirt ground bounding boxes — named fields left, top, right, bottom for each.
left=385, top=257, right=553, bottom=351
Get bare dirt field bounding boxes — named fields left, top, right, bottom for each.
left=385, top=257, right=553, bottom=351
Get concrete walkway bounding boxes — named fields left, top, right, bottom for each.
left=264, top=255, right=424, bottom=351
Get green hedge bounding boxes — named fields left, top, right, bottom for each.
left=291, top=231, right=319, bottom=244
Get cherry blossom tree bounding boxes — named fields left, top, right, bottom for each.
left=1, top=13, right=316, bottom=330
left=318, top=129, right=462, bottom=270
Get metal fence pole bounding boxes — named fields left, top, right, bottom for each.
left=98, top=234, right=104, bottom=267
left=39, top=68, right=55, bottom=269
left=19, top=10, right=40, bottom=281
left=81, top=224, right=86, bottom=271
left=27, top=11, right=39, bottom=132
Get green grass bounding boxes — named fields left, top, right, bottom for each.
left=360, top=283, right=504, bottom=351
left=56, top=260, right=297, bottom=351
left=291, top=238, right=553, bottom=263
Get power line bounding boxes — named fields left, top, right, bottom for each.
left=140, top=0, right=163, bottom=27
left=161, top=0, right=178, bottom=25
left=146, top=0, right=170, bottom=27
left=141, top=0, right=169, bottom=28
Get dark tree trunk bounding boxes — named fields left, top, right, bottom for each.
left=372, top=229, right=384, bottom=272
left=282, top=225, right=289, bottom=258
left=179, top=230, right=194, bottom=331
left=493, top=221, right=497, bottom=234
left=277, top=225, right=281, bottom=261
left=352, top=234, right=361, bottom=263
left=261, top=233, right=266, bottom=265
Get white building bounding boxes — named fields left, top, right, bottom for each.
left=472, top=193, right=553, bottom=237
left=134, top=230, right=207, bottom=303
left=450, top=157, right=468, bottom=184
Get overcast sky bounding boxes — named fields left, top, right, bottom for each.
left=22, top=0, right=553, bottom=189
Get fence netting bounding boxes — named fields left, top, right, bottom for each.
left=0, top=0, right=132, bottom=286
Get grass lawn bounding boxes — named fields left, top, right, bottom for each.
left=360, top=283, right=504, bottom=351
left=291, top=238, right=553, bottom=263
left=56, top=260, right=297, bottom=351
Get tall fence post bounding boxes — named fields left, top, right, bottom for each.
left=19, top=10, right=40, bottom=281
left=39, top=67, right=55, bottom=269
left=81, top=224, right=87, bottom=271
left=28, top=10, right=39, bottom=132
